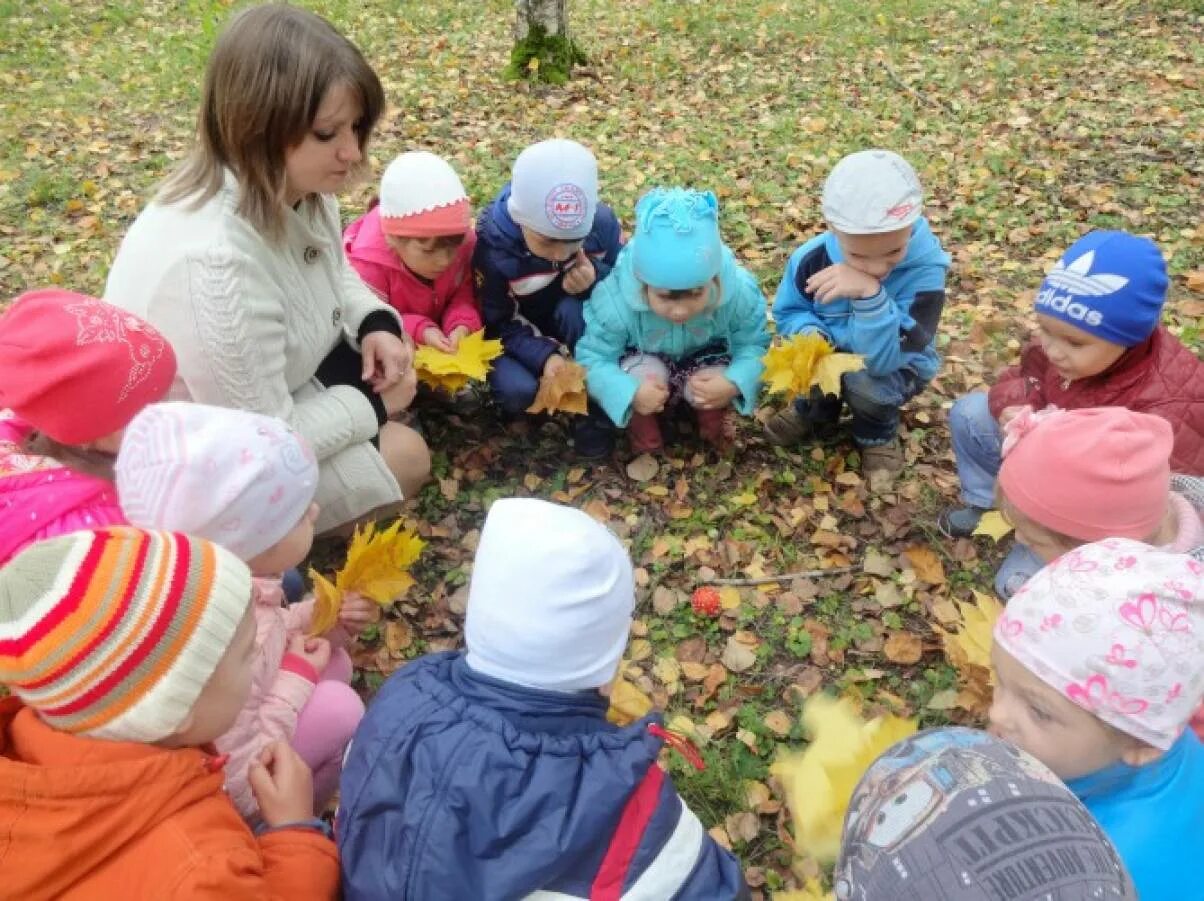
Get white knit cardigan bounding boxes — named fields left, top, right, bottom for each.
left=104, top=172, right=403, bottom=532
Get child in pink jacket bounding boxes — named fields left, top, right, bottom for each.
left=116, top=402, right=372, bottom=821
left=0, top=289, right=176, bottom=565
left=344, top=150, right=482, bottom=352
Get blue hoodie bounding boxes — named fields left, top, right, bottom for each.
left=1065, top=730, right=1204, bottom=900
left=577, top=243, right=770, bottom=427
left=475, top=184, right=623, bottom=374
left=772, top=217, right=950, bottom=382
left=338, top=652, right=749, bottom=901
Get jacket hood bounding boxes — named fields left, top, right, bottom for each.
left=478, top=185, right=529, bottom=257
left=823, top=216, right=949, bottom=273
left=344, top=205, right=404, bottom=272
left=0, top=698, right=225, bottom=897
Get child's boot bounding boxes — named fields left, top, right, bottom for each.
left=763, top=404, right=811, bottom=446
left=859, top=439, right=904, bottom=475
left=628, top=414, right=664, bottom=454
left=937, top=506, right=987, bottom=538
left=697, top=408, right=734, bottom=450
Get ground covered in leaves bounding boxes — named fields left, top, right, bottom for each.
left=2, top=0, right=1202, bottom=893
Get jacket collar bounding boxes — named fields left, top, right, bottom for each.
left=1066, top=728, right=1193, bottom=804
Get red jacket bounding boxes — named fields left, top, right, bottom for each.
left=343, top=205, right=482, bottom=343
left=988, top=325, right=1204, bottom=474
left=0, top=699, right=339, bottom=899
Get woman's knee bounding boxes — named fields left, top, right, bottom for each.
left=379, top=422, right=431, bottom=499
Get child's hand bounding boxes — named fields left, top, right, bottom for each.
left=805, top=263, right=881, bottom=304
left=287, top=634, right=332, bottom=674
left=421, top=326, right=453, bottom=353
left=248, top=740, right=315, bottom=827
left=998, top=405, right=1025, bottom=428
left=688, top=372, right=739, bottom=410
left=542, top=353, right=568, bottom=379
left=447, top=326, right=471, bottom=351
left=381, top=364, right=418, bottom=416
left=338, top=592, right=379, bottom=634
left=561, top=250, right=597, bottom=295
left=633, top=378, right=670, bottom=415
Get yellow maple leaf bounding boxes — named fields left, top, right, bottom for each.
left=761, top=334, right=864, bottom=402
left=606, top=674, right=653, bottom=725
left=775, top=882, right=833, bottom=901
left=526, top=360, right=589, bottom=415
left=771, top=695, right=916, bottom=864
left=307, top=519, right=426, bottom=636
left=936, top=591, right=1003, bottom=717
left=972, top=509, right=1014, bottom=542
left=413, top=329, right=503, bottom=392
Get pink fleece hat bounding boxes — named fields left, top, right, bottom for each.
left=998, top=406, right=1173, bottom=541
left=995, top=538, right=1204, bottom=750
left=0, top=290, right=176, bottom=444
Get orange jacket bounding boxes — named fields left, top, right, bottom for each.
left=0, top=698, right=339, bottom=900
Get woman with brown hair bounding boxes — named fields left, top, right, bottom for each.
left=104, top=4, right=428, bottom=533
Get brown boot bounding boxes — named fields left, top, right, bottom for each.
left=696, top=408, right=735, bottom=450
left=859, top=439, right=905, bottom=475
left=627, top=413, right=664, bottom=454
left=763, top=405, right=812, bottom=446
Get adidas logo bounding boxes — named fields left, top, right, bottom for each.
left=1035, top=249, right=1128, bottom=327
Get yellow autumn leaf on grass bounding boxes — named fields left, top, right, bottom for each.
left=973, top=510, right=1014, bottom=542
left=606, top=674, right=653, bottom=725
left=527, top=360, right=589, bottom=415
left=771, top=695, right=916, bottom=864
left=413, top=329, right=503, bottom=393
left=775, top=882, right=833, bottom=901
left=937, top=590, right=1003, bottom=716
left=308, top=520, right=426, bottom=636
left=761, top=333, right=864, bottom=401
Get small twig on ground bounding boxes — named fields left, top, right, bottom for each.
left=879, top=60, right=956, bottom=114
left=699, top=565, right=859, bottom=586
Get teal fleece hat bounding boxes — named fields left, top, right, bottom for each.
left=631, top=188, right=723, bottom=290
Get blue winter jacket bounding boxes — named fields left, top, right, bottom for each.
left=338, top=652, right=749, bottom=901
left=577, top=243, right=770, bottom=427
left=475, top=185, right=623, bottom=374
left=1066, top=730, right=1204, bottom=900
left=772, top=217, right=950, bottom=382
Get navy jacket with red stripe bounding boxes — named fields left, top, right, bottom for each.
left=337, top=651, right=749, bottom=900
left=475, top=185, right=623, bottom=374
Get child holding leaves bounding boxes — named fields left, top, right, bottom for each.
left=116, top=402, right=370, bottom=821
left=576, top=187, right=769, bottom=454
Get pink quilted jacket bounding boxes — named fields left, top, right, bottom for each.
left=988, top=326, right=1204, bottom=474
left=0, top=410, right=126, bottom=565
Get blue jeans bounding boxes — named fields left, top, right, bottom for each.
left=949, top=391, right=1003, bottom=508
left=794, top=369, right=924, bottom=447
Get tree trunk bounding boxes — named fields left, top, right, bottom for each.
left=509, top=0, right=585, bottom=84
left=513, top=0, right=567, bottom=42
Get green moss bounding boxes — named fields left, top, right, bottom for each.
left=506, top=23, right=587, bottom=85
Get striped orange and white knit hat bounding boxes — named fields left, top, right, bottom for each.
left=0, top=527, right=252, bottom=742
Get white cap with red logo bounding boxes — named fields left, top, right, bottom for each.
left=821, top=149, right=923, bottom=235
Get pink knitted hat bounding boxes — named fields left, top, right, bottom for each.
left=998, top=406, right=1173, bottom=541
left=994, top=538, right=1204, bottom=750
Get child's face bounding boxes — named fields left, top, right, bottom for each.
left=988, top=643, right=1136, bottom=779
left=644, top=281, right=715, bottom=324
left=998, top=496, right=1079, bottom=564
left=88, top=428, right=125, bottom=455
left=388, top=233, right=466, bottom=281
left=246, top=503, right=319, bottom=576
left=831, top=225, right=912, bottom=281
left=520, top=226, right=582, bottom=263
left=163, top=602, right=257, bottom=747
left=1035, top=314, right=1126, bottom=383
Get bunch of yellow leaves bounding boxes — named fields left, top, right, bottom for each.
left=771, top=695, right=916, bottom=864
left=308, top=519, right=426, bottom=636
left=936, top=590, right=1003, bottom=717
left=761, top=333, right=865, bottom=401
left=605, top=673, right=653, bottom=726
left=774, top=882, right=832, bottom=901
left=413, top=330, right=503, bottom=393
left=527, top=360, right=589, bottom=415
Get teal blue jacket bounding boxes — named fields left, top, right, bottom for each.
left=577, top=244, right=770, bottom=427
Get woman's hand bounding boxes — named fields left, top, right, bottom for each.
left=361, top=330, right=413, bottom=392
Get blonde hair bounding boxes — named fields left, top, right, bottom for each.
left=159, top=4, right=384, bottom=240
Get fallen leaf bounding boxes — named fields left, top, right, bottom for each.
left=385, top=618, right=413, bottom=654
left=1186, top=270, right=1204, bottom=293
left=719, top=586, right=741, bottom=610
left=937, top=590, right=1004, bottom=717
left=862, top=547, right=896, bottom=578
left=607, top=675, right=653, bottom=725
left=902, top=545, right=946, bottom=585
left=764, top=709, right=793, bottom=736
left=883, top=632, right=923, bottom=664
left=722, top=635, right=758, bottom=673
left=626, top=453, right=659, bottom=482
left=526, top=359, right=589, bottom=415
left=973, top=509, right=1015, bottom=542
left=725, top=811, right=760, bottom=844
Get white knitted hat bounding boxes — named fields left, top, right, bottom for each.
left=116, top=402, right=319, bottom=562
left=465, top=498, right=634, bottom=692
left=822, top=149, right=923, bottom=235
left=506, top=139, right=599, bottom=241
left=379, top=151, right=471, bottom=238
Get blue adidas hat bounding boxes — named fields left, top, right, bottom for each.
left=1034, top=230, right=1168, bottom=347
left=631, top=188, right=723, bottom=291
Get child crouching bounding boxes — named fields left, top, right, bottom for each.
left=0, top=528, right=338, bottom=898
left=990, top=538, right=1204, bottom=900
left=337, top=498, right=749, bottom=899
left=576, top=188, right=770, bottom=455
